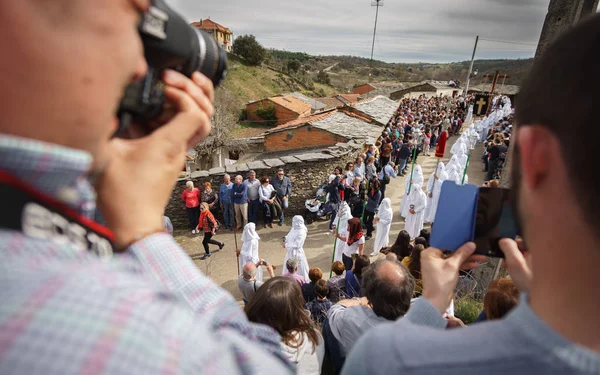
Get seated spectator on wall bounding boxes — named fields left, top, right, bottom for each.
left=327, top=261, right=347, bottom=303
left=345, top=255, right=370, bottom=298
left=302, top=268, right=324, bottom=303
left=305, top=280, right=333, bottom=325
left=246, top=277, right=324, bottom=375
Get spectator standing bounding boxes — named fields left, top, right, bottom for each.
left=365, top=156, right=377, bottom=181
left=201, top=181, right=218, bottom=215
left=271, top=168, right=292, bottom=226
left=344, top=162, right=355, bottom=182
left=305, top=280, right=333, bottom=325
left=372, top=198, right=393, bottom=256
left=245, top=170, right=261, bottom=225
left=258, top=176, right=277, bottom=228
left=246, top=277, right=324, bottom=375
left=379, top=139, right=393, bottom=168
left=219, top=174, right=234, bottom=230
left=181, top=181, right=201, bottom=233
left=195, top=202, right=224, bottom=259
left=327, top=261, right=347, bottom=303
left=232, top=175, right=248, bottom=230
left=423, top=130, right=431, bottom=156
left=397, top=141, right=412, bottom=176
left=335, top=218, right=365, bottom=271
left=282, top=216, right=310, bottom=280
left=238, top=261, right=275, bottom=305
left=345, top=255, right=370, bottom=297
left=302, top=267, right=324, bottom=303
left=325, top=167, right=344, bottom=231
left=282, top=258, right=307, bottom=287
left=377, top=161, right=397, bottom=202
left=364, top=178, right=382, bottom=240
left=353, top=156, right=365, bottom=181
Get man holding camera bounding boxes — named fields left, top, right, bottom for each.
left=0, top=1, right=291, bottom=373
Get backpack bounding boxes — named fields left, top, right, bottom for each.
left=380, top=166, right=391, bottom=185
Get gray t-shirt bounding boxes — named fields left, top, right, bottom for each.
left=343, top=297, right=600, bottom=375
left=245, top=179, right=261, bottom=201
left=237, top=276, right=263, bottom=302
left=327, top=304, right=388, bottom=355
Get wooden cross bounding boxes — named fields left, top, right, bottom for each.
left=476, top=97, right=487, bottom=114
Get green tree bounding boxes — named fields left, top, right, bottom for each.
left=287, top=60, right=301, bottom=73
left=232, top=35, right=266, bottom=66
left=316, top=70, right=331, bottom=85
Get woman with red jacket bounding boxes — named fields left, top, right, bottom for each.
left=196, top=202, right=224, bottom=259
left=181, top=181, right=201, bottom=233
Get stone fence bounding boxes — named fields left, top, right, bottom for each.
left=167, top=140, right=364, bottom=229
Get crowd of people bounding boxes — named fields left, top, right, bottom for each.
left=3, top=4, right=599, bottom=374
left=231, top=90, right=517, bottom=373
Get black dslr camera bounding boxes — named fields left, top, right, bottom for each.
left=117, top=0, right=227, bottom=134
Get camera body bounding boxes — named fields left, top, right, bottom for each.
left=117, top=0, right=227, bottom=134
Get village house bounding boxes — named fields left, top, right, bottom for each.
left=191, top=19, right=233, bottom=52
left=343, top=95, right=400, bottom=126
left=336, top=94, right=361, bottom=105
left=246, top=95, right=312, bottom=126
left=352, top=83, right=376, bottom=96
left=315, top=97, right=345, bottom=110
left=262, top=109, right=382, bottom=152
left=390, top=81, right=460, bottom=100
left=286, top=92, right=328, bottom=113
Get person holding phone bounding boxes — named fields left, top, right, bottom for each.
left=344, top=16, right=600, bottom=375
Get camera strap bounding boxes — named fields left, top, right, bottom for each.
left=0, top=169, right=115, bottom=258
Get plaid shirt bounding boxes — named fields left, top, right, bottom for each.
left=0, top=134, right=292, bottom=375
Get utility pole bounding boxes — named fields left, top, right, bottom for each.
left=464, top=35, right=479, bottom=95
left=369, top=0, right=383, bottom=74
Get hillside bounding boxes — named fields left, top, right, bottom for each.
left=267, top=50, right=534, bottom=93
left=222, top=54, right=338, bottom=109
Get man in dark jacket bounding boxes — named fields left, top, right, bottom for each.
left=397, top=142, right=412, bottom=176
left=326, top=167, right=344, bottom=231
left=271, top=168, right=292, bottom=226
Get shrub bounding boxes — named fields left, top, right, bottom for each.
left=253, top=104, right=277, bottom=123
left=316, top=70, right=331, bottom=85
left=454, top=296, right=483, bottom=324
left=232, top=35, right=266, bottom=66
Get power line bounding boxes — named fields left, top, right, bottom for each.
left=479, top=38, right=538, bottom=47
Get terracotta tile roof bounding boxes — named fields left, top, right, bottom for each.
left=337, top=94, right=360, bottom=104
left=315, top=97, right=345, bottom=109
left=264, top=109, right=337, bottom=134
left=191, top=19, right=232, bottom=34
left=269, top=95, right=312, bottom=115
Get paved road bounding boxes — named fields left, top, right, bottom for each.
left=173, top=133, right=487, bottom=301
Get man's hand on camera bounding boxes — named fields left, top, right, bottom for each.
left=421, top=243, right=486, bottom=314
left=95, top=70, right=214, bottom=250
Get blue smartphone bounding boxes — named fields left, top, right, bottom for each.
left=430, top=182, right=520, bottom=257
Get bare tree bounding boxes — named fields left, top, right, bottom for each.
left=194, top=87, right=245, bottom=164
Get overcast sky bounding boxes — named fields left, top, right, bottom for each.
left=169, top=0, right=596, bottom=63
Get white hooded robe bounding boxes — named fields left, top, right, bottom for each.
left=424, top=162, right=448, bottom=223
left=334, top=202, right=353, bottom=262
left=239, top=223, right=263, bottom=282
left=400, top=164, right=424, bottom=218
left=372, top=198, right=393, bottom=256
left=404, top=184, right=427, bottom=240
left=282, top=215, right=310, bottom=280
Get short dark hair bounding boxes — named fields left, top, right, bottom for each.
left=353, top=255, right=370, bottom=279
left=514, top=15, right=600, bottom=234
left=260, top=176, right=270, bottom=184
left=362, top=259, right=415, bottom=320
left=315, top=279, right=329, bottom=298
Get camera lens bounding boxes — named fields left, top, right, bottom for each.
left=190, top=28, right=228, bottom=88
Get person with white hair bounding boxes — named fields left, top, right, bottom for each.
left=282, top=216, right=310, bottom=280
left=334, top=202, right=353, bottom=262
left=424, top=162, right=449, bottom=223
left=181, top=180, right=201, bottom=233
left=237, top=261, right=275, bottom=305
left=400, top=164, right=424, bottom=218
left=404, top=184, right=427, bottom=240
left=238, top=223, right=263, bottom=282
left=372, top=198, right=393, bottom=256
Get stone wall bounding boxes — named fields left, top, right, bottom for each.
left=167, top=141, right=363, bottom=229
